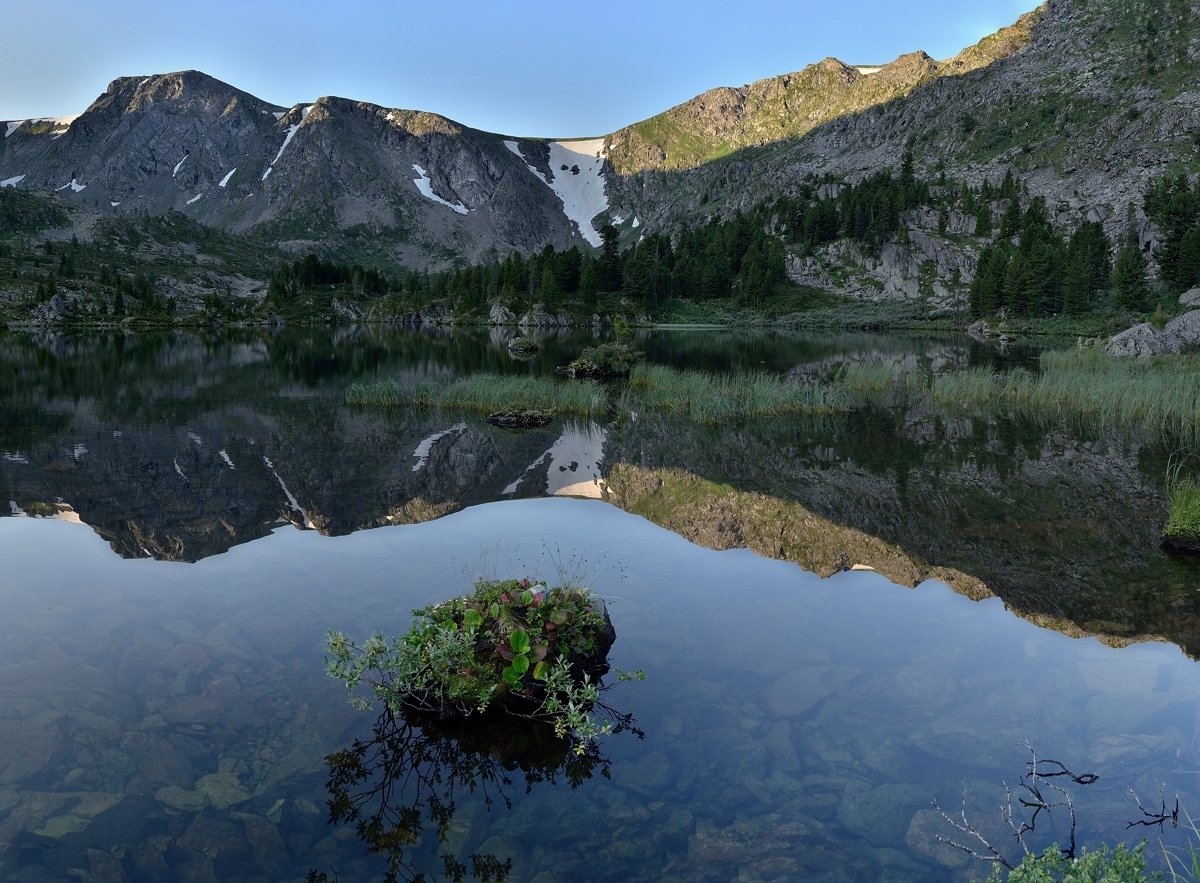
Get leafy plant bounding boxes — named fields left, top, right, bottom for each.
left=326, top=578, right=641, bottom=744
left=989, top=841, right=1163, bottom=882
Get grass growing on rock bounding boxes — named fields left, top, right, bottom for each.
left=347, top=374, right=605, bottom=416
left=621, top=363, right=850, bottom=422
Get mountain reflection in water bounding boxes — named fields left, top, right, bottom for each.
left=1, top=326, right=1194, bottom=653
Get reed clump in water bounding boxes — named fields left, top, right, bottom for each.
left=621, top=364, right=849, bottom=422
left=347, top=375, right=605, bottom=416
left=931, top=349, right=1200, bottom=441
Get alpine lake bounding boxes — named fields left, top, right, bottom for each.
left=1, top=324, right=1198, bottom=882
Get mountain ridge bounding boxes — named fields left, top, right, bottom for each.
left=2, top=0, right=1197, bottom=279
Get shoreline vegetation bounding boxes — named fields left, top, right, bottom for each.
left=347, top=348, right=1200, bottom=442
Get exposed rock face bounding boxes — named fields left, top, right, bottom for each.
left=1, top=0, right=1194, bottom=290
left=1106, top=310, right=1200, bottom=357
left=0, top=72, right=587, bottom=269
left=1181, top=287, right=1200, bottom=307
left=1106, top=323, right=1169, bottom=358
left=606, top=0, right=1200, bottom=255
left=488, top=303, right=517, bottom=325
left=517, top=304, right=573, bottom=328
left=787, top=229, right=976, bottom=311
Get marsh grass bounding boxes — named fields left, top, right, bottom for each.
left=931, top=350, right=1200, bottom=443
left=622, top=364, right=849, bottom=422
left=1165, top=456, right=1200, bottom=543
left=347, top=374, right=605, bottom=416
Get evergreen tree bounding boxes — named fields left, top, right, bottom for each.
left=1112, top=243, right=1149, bottom=310
left=999, top=199, right=1023, bottom=239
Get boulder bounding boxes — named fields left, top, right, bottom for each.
left=1160, top=309, right=1200, bottom=353
left=1105, top=322, right=1168, bottom=358
left=489, top=302, right=517, bottom=325
left=1180, top=288, right=1200, bottom=307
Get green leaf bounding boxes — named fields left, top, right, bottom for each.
left=502, top=664, right=522, bottom=686
left=510, top=654, right=530, bottom=675
left=519, top=589, right=534, bottom=606
left=509, top=629, right=531, bottom=654
left=463, top=608, right=483, bottom=630
left=532, top=660, right=548, bottom=681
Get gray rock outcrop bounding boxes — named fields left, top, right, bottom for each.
left=1106, top=310, right=1200, bottom=357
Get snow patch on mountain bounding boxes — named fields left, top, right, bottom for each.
left=545, top=140, right=609, bottom=246
left=110, top=201, right=120, bottom=207
left=502, top=423, right=608, bottom=497
left=506, top=139, right=608, bottom=247
left=5, top=117, right=66, bottom=138
left=56, top=179, right=86, bottom=193
left=219, top=168, right=236, bottom=187
left=411, top=423, right=467, bottom=472
left=173, top=155, right=188, bottom=177
left=411, top=164, right=469, bottom=214
left=262, top=120, right=302, bottom=181
left=1, top=175, right=25, bottom=187
left=187, top=193, right=203, bottom=204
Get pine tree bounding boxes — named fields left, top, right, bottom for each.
left=1112, top=243, right=1149, bottom=310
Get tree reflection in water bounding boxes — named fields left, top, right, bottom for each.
left=310, top=699, right=643, bottom=882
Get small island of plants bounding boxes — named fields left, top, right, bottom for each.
left=327, top=577, right=639, bottom=743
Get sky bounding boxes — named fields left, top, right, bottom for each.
left=0, top=0, right=1043, bottom=137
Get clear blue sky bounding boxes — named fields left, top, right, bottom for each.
left=0, top=0, right=1043, bottom=137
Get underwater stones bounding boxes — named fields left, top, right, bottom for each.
left=195, top=771, right=251, bottom=810
left=156, top=784, right=209, bottom=812
left=837, top=781, right=928, bottom=848
left=618, top=750, right=673, bottom=797
left=905, top=808, right=973, bottom=870
left=688, top=814, right=813, bottom=868
left=763, top=666, right=833, bottom=718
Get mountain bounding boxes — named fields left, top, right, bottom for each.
left=612, top=0, right=1200, bottom=240
left=1, top=0, right=1197, bottom=280
left=603, top=8, right=1042, bottom=176
left=0, top=71, right=609, bottom=267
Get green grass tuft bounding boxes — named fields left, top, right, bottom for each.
left=346, top=374, right=604, bottom=416
left=622, top=364, right=849, bottom=423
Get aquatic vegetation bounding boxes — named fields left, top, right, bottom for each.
left=1165, top=457, right=1200, bottom=546
left=931, top=349, right=1200, bottom=442
left=327, top=577, right=639, bottom=743
left=346, top=373, right=605, bottom=416
left=621, top=363, right=850, bottom=422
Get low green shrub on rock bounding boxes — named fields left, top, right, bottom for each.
left=327, top=578, right=634, bottom=742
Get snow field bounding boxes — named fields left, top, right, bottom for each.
left=411, top=164, right=469, bottom=214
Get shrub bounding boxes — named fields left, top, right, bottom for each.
left=327, top=578, right=630, bottom=742
left=564, top=341, right=640, bottom=378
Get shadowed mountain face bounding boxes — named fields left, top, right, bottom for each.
left=2, top=327, right=1196, bottom=655
left=3, top=0, right=1194, bottom=268
left=0, top=72, right=585, bottom=268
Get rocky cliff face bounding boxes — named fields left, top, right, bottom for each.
left=0, top=72, right=585, bottom=269
left=2, top=0, right=1195, bottom=282
left=607, top=0, right=1200, bottom=249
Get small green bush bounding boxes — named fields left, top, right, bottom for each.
left=989, top=841, right=1162, bottom=882
left=327, top=578, right=626, bottom=742
left=566, top=341, right=640, bottom=378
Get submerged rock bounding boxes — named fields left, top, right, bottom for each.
left=485, top=409, right=554, bottom=429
